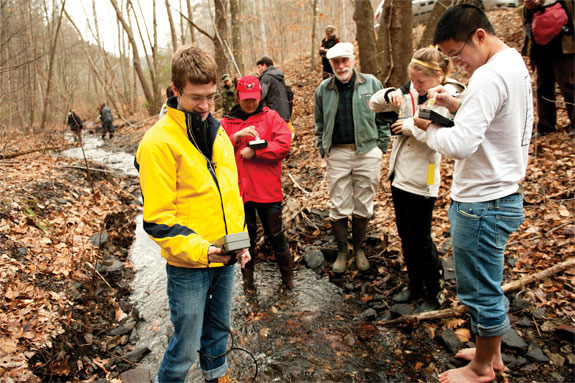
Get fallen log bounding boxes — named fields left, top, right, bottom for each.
left=0, top=145, right=64, bottom=159
left=380, top=257, right=575, bottom=326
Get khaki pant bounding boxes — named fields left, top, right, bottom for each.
left=326, top=146, right=382, bottom=220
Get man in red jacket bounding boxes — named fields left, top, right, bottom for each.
left=221, top=76, right=294, bottom=291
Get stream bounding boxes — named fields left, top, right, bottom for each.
left=62, top=132, right=408, bottom=383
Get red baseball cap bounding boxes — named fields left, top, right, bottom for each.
left=236, top=76, right=261, bottom=100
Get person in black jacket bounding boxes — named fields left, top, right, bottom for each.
left=256, top=56, right=291, bottom=123
left=67, top=109, right=83, bottom=143
left=319, top=25, right=339, bottom=79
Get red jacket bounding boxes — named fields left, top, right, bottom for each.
left=221, top=105, right=291, bottom=203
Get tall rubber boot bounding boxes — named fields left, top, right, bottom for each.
left=415, top=263, right=445, bottom=313
left=241, top=258, right=255, bottom=293
left=275, top=250, right=294, bottom=289
left=352, top=216, right=370, bottom=271
left=331, top=218, right=349, bottom=273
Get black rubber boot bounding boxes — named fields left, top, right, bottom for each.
left=352, top=216, right=370, bottom=271
left=415, top=264, right=445, bottom=313
left=331, top=218, right=349, bottom=273
left=275, top=250, right=294, bottom=289
left=241, top=258, right=255, bottom=293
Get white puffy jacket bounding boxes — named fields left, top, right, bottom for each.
left=369, top=79, right=464, bottom=197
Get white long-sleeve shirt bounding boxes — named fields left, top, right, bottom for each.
left=426, top=48, right=533, bottom=202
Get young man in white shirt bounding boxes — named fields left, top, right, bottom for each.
left=417, top=5, right=533, bottom=383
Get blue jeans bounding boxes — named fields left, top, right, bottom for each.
left=156, top=264, right=234, bottom=383
left=448, top=193, right=524, bottom=337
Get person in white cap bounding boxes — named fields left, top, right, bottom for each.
left=314, top=42, right=390, bottom=274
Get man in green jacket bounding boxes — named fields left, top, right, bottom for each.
left=314, top=42, right=390, bottom=274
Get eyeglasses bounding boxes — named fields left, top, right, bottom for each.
left=446, top=29, right=477, bottom=62
left=178, top=89, right=220, bottom=103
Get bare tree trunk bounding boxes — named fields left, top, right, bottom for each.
left=229, top=0, right=244, bottom=75
left=419, top=0, right=454, bottom=48
left=377, top=0, right=413, bottom=87
left=353, top=0, right=379, bottom=76
left=213, top=0, right=229, bottom=76
left=40, top=0, right=66, bottom=131
left=109, top=0, right=157, bottom=115
left=165, top=0, right=178, bottom=51
left=186, top=0, right=195, bottom=44
left=310, top=0, right=320, bottom=70
left=256, top=0, right=268, bottom=56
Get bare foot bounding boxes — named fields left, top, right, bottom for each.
left=439, top=365, right=496, bottom=383
left=455, top=348, right=504, bottom=371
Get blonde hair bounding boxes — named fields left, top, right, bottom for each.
left=408, top=47, right=451, bottom=84
left=325, top=25, right=336, bottom=33
left=171, top=45, right=217, bottom=89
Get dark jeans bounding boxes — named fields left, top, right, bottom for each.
left=532, top=40, right=574, bottom=132
left=322, top=57, right=333, bottom=79
left=391, top=185, right=440, bottom=284
left=244, top=201, right=288, bottom=255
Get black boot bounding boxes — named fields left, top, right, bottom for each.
left=352, top=216, right=370, bottom=271
left=331, top=218, right=349, bottom=273
left=241, top=258, right=255, bottom=293
left=392, top=284, right=424, bottom=303
left=415, top=264, right=445, bottom=313
left=275, top=250, right=294, bottom=289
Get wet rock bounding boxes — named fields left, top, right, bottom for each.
left=110, top=319, right=137, bottom=336
left=390, top=303, right=414, bottom=317
left=550, top=372, right=565, bottom=383
left=546, top=351, right=565, bottom=367
left=502, top=328, right=528, bottom=350
left=55, top=198, right=68, bottom=204
left=120, top=347, right=151, bottom=365
left=89, top=232, right=109, bottom=246
left=520, top=363, right=539, bottom=373
left=303, top=248, right=325, bottom=271
left=507, top=257, right=518, bottom=267
left=512, top=297, right=531, bottom=311
left=502, top=353, right=526, bottom=368
left=439, top=329, right=463, bottom=354
left=532, top=307, right=546, bottom=319
left=101, top=257, right=124, bottom=273
left=344, top=283, right=355, bottom=291
left=17, top=247, right=27, bottom=256
left=516, top=316, right=533, bottom=327
left=526, top=342, right=549, bottom=362
left=120, top=368, right=151, bottom=383
left=357, top=308, right=377, bottom=321
left=371, top=302, right=387, bottom=310
left=380, top=311, right=393, bottom=321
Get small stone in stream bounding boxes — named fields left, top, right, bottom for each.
left=439, top=329, right=463, bottom=354
left=501, top=328, right=528, bottom=350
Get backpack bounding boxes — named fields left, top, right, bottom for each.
left=532, top=2, right=569, bottom=45
left=285, top=85, right=294, bottom=119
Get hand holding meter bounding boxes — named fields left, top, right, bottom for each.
left=248, top=138, right=267, bottom=149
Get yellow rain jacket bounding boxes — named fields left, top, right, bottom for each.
left=135, top=102, right=246, bottom=268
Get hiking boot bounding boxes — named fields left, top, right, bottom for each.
left=352, top=216, right=370, bottom=271
left=206, top=369, right=230, bottom=382
left=331, top=218, right=349, bottom=273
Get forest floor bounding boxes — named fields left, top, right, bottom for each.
left=0, top=8, right=574, bottom=383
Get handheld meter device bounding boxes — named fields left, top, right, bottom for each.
left=213, top=232, right=251, bottom=254
left=248, top=139, right=268, bottom=149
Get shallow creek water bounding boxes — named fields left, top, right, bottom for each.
left=63, top=133, right=408, bottom=382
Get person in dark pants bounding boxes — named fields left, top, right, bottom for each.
left=522, top=0, right=574, bottom=136
left=98, top=103, right=115, bottom=139
left=221, top=76, right=293, bottom=291
left=369, top=47, right=465, bottom=312
left=67, top=109, right=83, bottom=143
left=319, top=25, right=339, bottom=79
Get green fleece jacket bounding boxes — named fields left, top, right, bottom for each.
left=314, top=70, right=390, bottom=158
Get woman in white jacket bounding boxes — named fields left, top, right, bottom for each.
left=369, top=47, right=464, bottom=313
